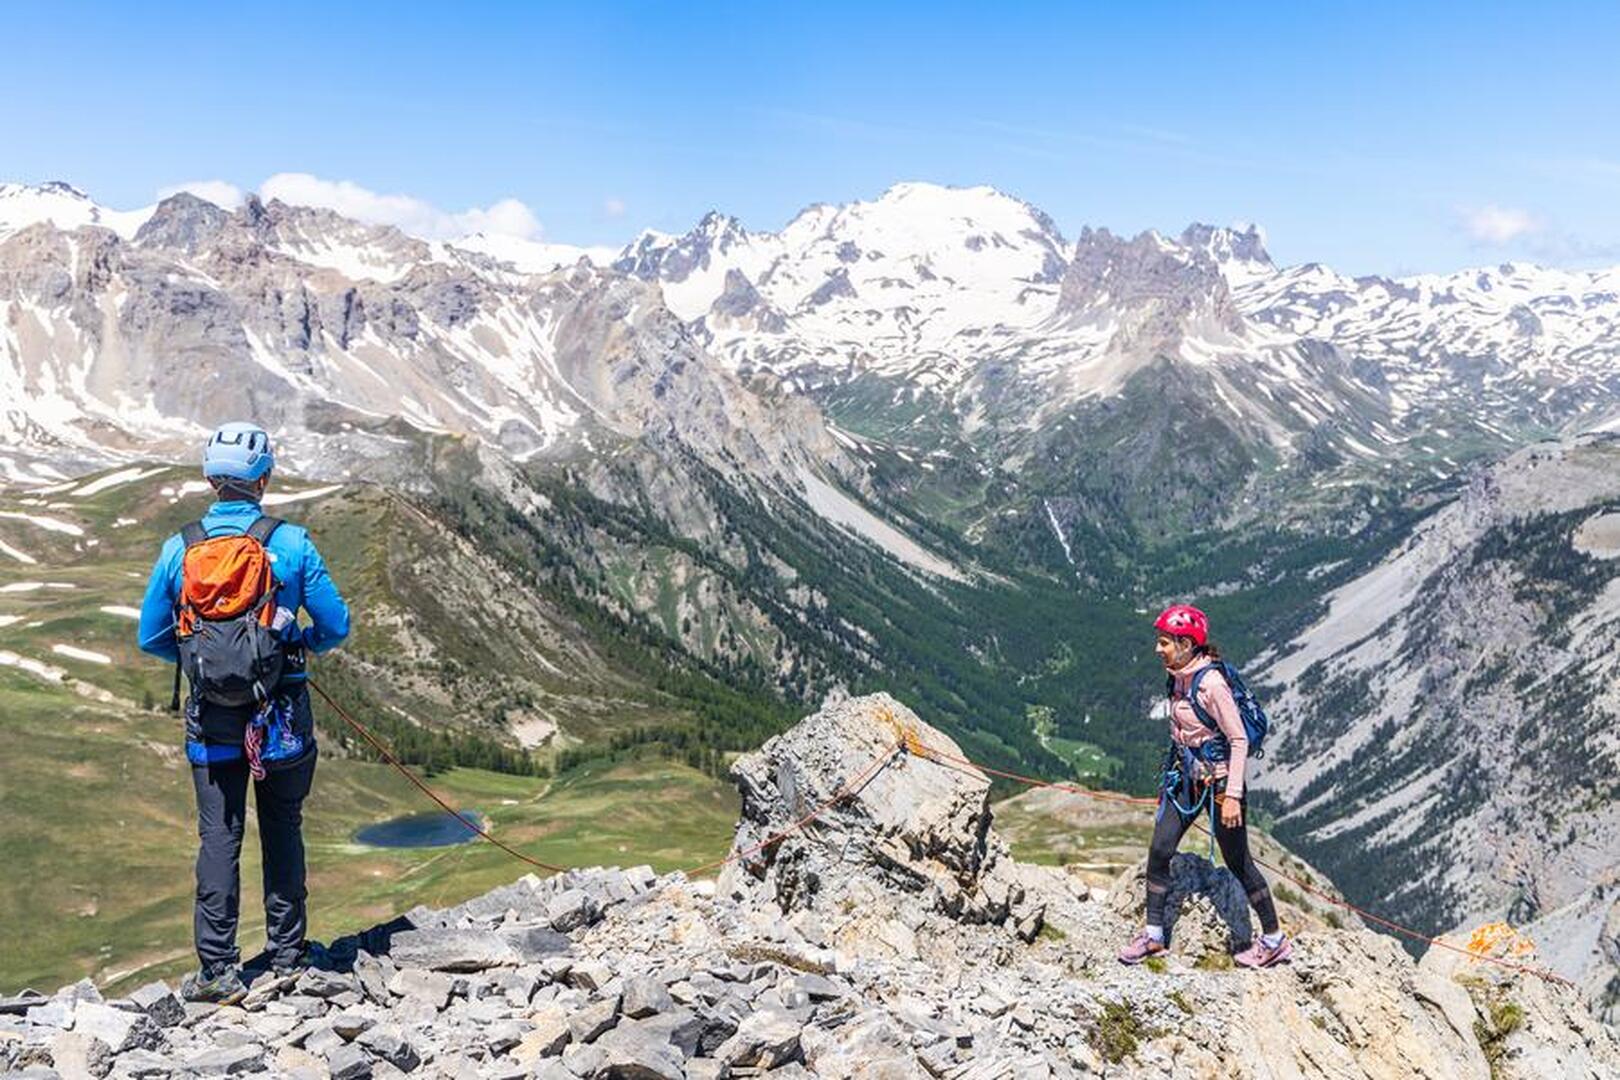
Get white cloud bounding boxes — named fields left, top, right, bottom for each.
left=157, top=179, right=245, bottom=208
left=1462, top=205, right=1539, bottom=245
left=257, top=173, right=542, bottom=240
left=603, top=197, right=627, bottom=219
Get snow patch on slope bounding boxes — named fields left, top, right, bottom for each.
left=796, top=465, right=964, bottom=581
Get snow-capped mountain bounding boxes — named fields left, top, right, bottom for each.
left=620, top=183, right=1619, bottom=478
left=0, top=189, right=848, bottom=495
left=1234, top=260, right=1620, bottom=433
left=0, top=181, right=153, bottom=240
left=7, top=177, right=1617, bottom=485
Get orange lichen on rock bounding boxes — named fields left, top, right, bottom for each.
left=1465, top=921, right=1537, bottom=960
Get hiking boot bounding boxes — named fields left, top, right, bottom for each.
left=1117, top=930, right=1168, bottom=965
left=179, top=965, right=247, bottom=1005
left=1234, top=934, right=1294, bottom=969
left=270, top=940, right=326, bottom=977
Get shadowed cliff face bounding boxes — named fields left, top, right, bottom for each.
left=1253, top=435, right=1620, bottom=1016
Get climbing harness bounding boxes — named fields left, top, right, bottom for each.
left=1158, top=744, right=1221, bottom=864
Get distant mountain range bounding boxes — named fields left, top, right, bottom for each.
left=2, top=178, right=1618, bottom=1013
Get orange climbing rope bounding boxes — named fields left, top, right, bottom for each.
left=311, top=680, right=570, bottom=874
left=312, top=679, right=901, bottom=880
left=907, top=737, right=1575, bottom=987
left=311, top=680, right=1573, bottom=988
left=682, top=743, right=902, bottom=877
left=917, top=742, right=1161, bottom=809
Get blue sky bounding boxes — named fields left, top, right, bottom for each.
left=4, top=2, right=1617, bottom=274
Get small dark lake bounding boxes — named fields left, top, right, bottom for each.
left=354, top=810, right=486, bottom=848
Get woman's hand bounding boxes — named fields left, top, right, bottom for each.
left=1220, top=794, right=1243, bottom=828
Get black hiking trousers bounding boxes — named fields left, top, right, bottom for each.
left=1145, top=786, right=1280, bottom=937
left=190, top=748, right=317, bottom=973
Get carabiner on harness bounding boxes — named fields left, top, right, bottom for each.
left=1158, top=744, right=1220, bottom=864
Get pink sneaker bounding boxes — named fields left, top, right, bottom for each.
left=1234, top=935, right=1293, bottom=968
left=1117, top=930, right=1168, bottom=965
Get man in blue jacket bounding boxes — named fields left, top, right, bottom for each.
left=138, top=421, right=350, bottom=1002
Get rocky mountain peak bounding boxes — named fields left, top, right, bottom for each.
left=719, top=692, right=1042, bottom=931
left=1055, top=225, right=1246, bottom=350
left=0, top=181, right=150, bottom=242
left=1179, top=222, right=1274, bottom=277
left=133, top=192, right=236, bottom=254
left=613, top=212, right=750, bottom=285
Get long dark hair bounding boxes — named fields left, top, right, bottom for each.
left=1194, top=640, right=1222, bottom=661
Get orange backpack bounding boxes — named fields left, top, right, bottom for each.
left=174, top=516, right=286, bottom=708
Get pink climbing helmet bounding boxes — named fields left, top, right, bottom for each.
left=1153, top=604, right=1209, bottom=646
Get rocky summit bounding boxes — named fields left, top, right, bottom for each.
left=3, top=694, right=1617, bottom=1079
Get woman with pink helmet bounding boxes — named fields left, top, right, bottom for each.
left=1116, top=603, right=1292, bottom=969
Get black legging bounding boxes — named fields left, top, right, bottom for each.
left=1146, top=790, right=1279, bottom=935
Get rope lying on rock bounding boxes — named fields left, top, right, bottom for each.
left=908, top=739, right=1577, bottom=988
left=312, top=680, right=1575, bottom=988
left=682, top=742, right=903, bottom=878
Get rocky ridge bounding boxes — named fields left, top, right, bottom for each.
left=4, top=694, right=1615, bottom=1079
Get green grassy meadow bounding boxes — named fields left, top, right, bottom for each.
left=0, top=667, right=736, bottom=994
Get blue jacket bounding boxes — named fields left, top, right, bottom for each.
left=138, top=499, right=351, bottom=663
left=138, top=500, right=350, bottom=764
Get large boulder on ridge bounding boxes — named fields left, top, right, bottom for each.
left=717, top=692, right=1041, bottom=931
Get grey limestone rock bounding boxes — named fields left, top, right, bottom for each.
left=387, top=929, right=519, bottom=972
left=355, top=1023, right=421, bottom=1071
left=23, top=1002, right=74, bottom=1031
left=544, top=889, right=599, bottom=933
left=713, top=1007, right=802, bottom=1070
left=511, top=1005, right=571, bottom=1063
left=124, top=984, right=184, bottom=1030
left=328, top=1008, right=377, bottom=1040
left=565, top=961, right=612, bottom=993
left=558, top=1041, right=606, bottom=1076
left=386, top=969, right=452, bottom=1010
left=565, top=995, right=621, bottom=1045
left=325, top=1041, right=373, bottom=1080
left=0, top=992, right=48, bottom=1017
left=72, top=1004, right=159, bottom=1054
left=353, top=953, right=393, bottom=1006
left=527, top=1062, right=576, bottom=1080
left=302, top=1024, right=346, bottom=1056
left=46, top=1031, right=112, bottom=1079
left=619, top=977, right=673, bottom=1021
left=592, top=1018, right=686, bottom=1079
left=183, top=1042, right=266, bottom=1076
left=500, top=925, right=570, bottom=963
left=295, top=968, right=357, bottom=999
left=109, top=1047, right=175, bottom=1078
left=55, top=981, right=102, bottom=1007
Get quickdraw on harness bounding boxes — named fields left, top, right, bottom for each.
left=1159, top=742, right=1223, bottom=863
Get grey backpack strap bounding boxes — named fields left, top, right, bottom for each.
left=245, top=515, right=284, bottom=545
left=171, top=520, right=208, bottom=712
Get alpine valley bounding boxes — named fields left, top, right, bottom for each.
left=2, top=179, right=1618, bottom=1025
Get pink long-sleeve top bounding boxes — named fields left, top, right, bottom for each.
left=1166, top=656, right=1249, bottom=798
